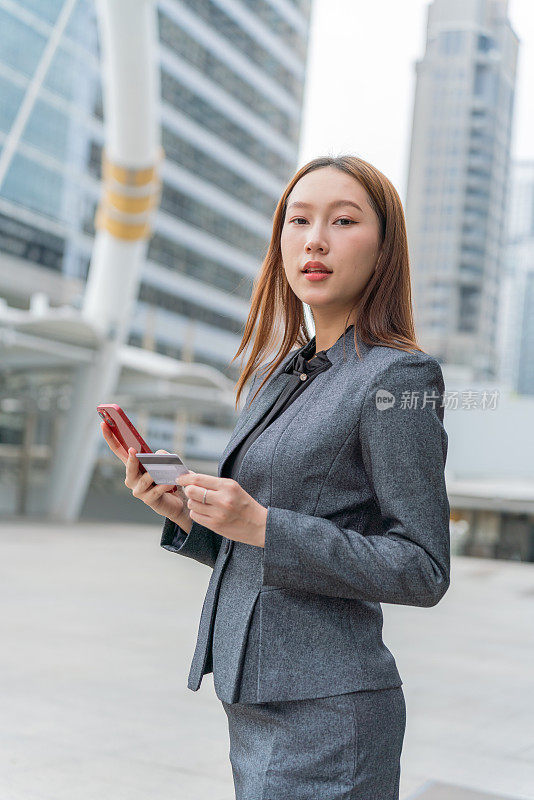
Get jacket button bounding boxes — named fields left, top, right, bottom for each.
left=299, top=373, right=307, bottom=381
left=224, top=539, right=230, bottom=553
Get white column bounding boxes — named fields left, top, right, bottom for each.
left=47, top=0, right=162, bottom=521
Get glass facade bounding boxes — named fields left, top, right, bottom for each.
left=405, top=0, right=518, bottom=377
left=501, top=163, right=534, bottom=396
left=0, top=0, right=100, bottom=280
left=0, top=0, right=310, bottom=326
left=147, top=234, right=255, bottom=300
left=176, top=0, right=306, bottom=100
left=160, top=69, right=294, bottom=179
left=158, top=9, right=300, bottom=141
left=0, top=0, right=311, bottom=489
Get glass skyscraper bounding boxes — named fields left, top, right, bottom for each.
left=405, top=0, right=518, bottom=379
left=499, top=161, right=534, bottom=395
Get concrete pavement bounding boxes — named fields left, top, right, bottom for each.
left=1, top=520, right=532, bottom=800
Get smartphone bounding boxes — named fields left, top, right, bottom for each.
left=135, top=453, right=189, bottom=485
left=97, top=403, right=186, bottom=495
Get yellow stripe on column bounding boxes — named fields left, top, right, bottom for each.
left=95, top=149, right=164, bottom=240
left=95, top=208, right=151, bottom=241
left=104, top=189, right=159, bottom=214
left=103, top=158, right=154, bottom=186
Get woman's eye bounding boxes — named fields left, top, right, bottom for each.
left=289, top=217, right=356, bottom=225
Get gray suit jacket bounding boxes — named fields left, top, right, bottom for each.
left=160, top=329, right=450, bottom=704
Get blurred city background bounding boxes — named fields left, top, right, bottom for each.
left=0, top=1, right=533, bottom=799
left=0, top=0, right=533, bottom=563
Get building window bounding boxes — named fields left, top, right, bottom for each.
left=160, top=182, right=268, bottom=259
left=478, top=34, right=495, bottom=52
left=474, top=63, right=498, bottom=104
left=160, top=69, right=294, bottom=180
left=175, top=0, right=304, bottom=101
left=440, top=31, right=464, bottom=56
left=158, top=10, right=299, bottom=142
left=147, top=234, right=254, bottom=300
left=137, top=285, right=244, bottom=335
left=0, top=211, right=64, bottom=271
left=457, top=285, right=480, bottom=332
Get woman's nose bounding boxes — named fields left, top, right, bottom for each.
left=305, top=237, right=328, bottom=253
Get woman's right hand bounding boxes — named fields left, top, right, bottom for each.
left=100, top=420, right=192, bottom=528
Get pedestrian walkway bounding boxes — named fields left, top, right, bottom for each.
left=407, top=781, right=529, bottom=799
left=1, top=520, right=532, bottom=799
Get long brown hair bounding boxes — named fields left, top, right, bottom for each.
left=230, top=155, right=423, bottom=409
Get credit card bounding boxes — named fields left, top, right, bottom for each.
left=136, top=453, right=189, bottom=485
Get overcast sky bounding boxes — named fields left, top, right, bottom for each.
left=298, top=0, right=533, bottom=202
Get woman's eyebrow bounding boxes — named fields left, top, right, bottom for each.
left=287, top=199, right=364, bottom=213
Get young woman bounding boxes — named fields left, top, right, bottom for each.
left=102, top=155, right=451, bottom=799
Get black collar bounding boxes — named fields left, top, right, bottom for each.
left=284, top=323, right=358, bottom=375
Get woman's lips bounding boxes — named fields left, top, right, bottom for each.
left=302, top=271, right=332, bottom=281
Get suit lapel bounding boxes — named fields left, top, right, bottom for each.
left=218, top=360, right=295, bottom=478
left=217, top=324, right=371, bottom=479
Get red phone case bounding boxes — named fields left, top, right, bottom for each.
left=97, top=403, right=178, bottom=493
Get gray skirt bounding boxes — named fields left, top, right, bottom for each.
left=221, top=685, right=406, bottom=800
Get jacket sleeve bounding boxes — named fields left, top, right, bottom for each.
left=160, top=372, right=261, bottom=568
left=261, top=355, right=451, bottom=607
left=160, top=517, right=223, bottom=568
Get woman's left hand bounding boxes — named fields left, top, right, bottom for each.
left=176, top=471, right=267, bottom=548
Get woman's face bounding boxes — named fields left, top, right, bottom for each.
left=280, top=166, right=382, bottom=318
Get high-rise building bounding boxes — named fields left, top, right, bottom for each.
left=499, top=161, right=534, bottom=395
left=0, top=0, right=101, bottom=296
left=0, top=0, right=311, bottom=376
left=0, top=0, right=312, bottom=518
left=405, top=0, right=518, bottom=378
